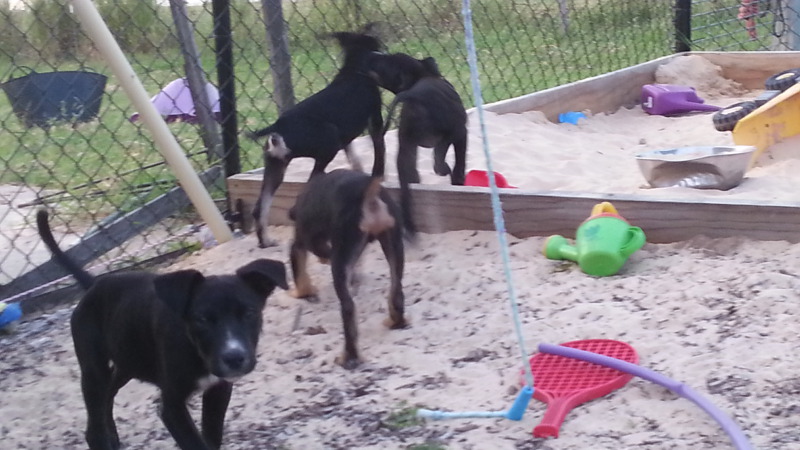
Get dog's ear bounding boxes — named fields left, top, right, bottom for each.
left=420, top=57, right=442, bottom=77
left=153, top=270, right=205, bottom=317
left=236, top=259, right=289, bottom=298
left=327, top=31, right=383, bottom=53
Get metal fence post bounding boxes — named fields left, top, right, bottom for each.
left=260, top=0, right=295, bottom=114
left=212, top=0, right=241, bottom=179
left=169, top=0, right=224, bottom=163
left=674, top=0, right=691, bottom=52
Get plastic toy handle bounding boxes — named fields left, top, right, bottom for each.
left=590, top=202, right=618, bottom=217
left=620, top=226, right=646, bottom=257
left=533, top=395, right=579, bottom=438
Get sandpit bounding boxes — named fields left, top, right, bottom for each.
left=2, top=55, right=799, bottom=449
left=286, top=54, right=800, bottom=204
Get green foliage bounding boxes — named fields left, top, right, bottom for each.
left=96, top=0, right=161, bottom=53
left=408, top=444, right=446, bottom=450
left=0, top=1, right=28, bottom=57
left=28, top=0, right=86, bottom=60
left=385, top=404, right=423, bottom=430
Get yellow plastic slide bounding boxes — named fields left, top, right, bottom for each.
left=733, top=80, right=800, bottom=167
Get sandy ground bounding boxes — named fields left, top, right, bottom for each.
left=2, top=55, right=799, bottom=449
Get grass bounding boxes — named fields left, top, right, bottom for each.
left=384, top=403, right=424, bottom=430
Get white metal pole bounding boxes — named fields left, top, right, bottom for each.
left=70, top=0, right=233, bottom=244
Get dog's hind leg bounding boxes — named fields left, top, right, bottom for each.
left=379, top=230, right=407, bottom=330
left=331, top=235, right=369, bottom=370
left=289, top=239, right=319, bottom=301
left=201, top=381, right=233, bottom=449
left=104, top=368, right=131, bottom=449
left=71, top=312, right=121, bottom=450
left=432, top=141, right=452, bottom=177
left=368, top=110, right=387, bottom=178
left=397, top=136, right=420, bottom=184
left=396, top=137, right=420, bottom=234
left=254, top=153, right=289, bottom=248
left=450, top=135, right=468, bottom=186
left=310, top=235, right=332, bottom=265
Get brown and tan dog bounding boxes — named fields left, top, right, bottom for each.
left=287, top=169, right=407, bottom=369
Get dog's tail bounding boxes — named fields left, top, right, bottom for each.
left=359, top=177, right=396, bottom=237
left=36, top=209, right=94, bottom=290
left=244, top=124, right=276, bottom=141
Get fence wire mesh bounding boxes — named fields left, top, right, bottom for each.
left=691, top=0, right=800, bottom=50
left=0, top=0, right=792, bottom=306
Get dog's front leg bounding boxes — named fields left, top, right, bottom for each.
left=368, top=111, right=387, bottom=178
left=161, top=392, right=211, bottom=450
left=254, top=154, right=289, bottom=248
left=201, top=381, right=233, bottom=449
left=289, top=239, right=319, bottom=301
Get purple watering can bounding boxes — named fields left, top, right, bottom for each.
left=641, top=84, right=721, bottom=116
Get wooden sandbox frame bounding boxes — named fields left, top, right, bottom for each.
left=228, top=51, right=800, bottom=244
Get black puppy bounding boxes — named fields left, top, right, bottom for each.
left=287, top=169, right=407, bottom=369
left=36, top=209, right=288, bottom=450
left=247, top=31, right=387, bottom=248
left=368, top=53, right=468, bottom=234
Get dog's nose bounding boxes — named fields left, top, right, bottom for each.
left=221, top=349, right=248, bottom=372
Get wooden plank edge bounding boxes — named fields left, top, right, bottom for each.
left=479, top=51, right=800, bottom=120
left=227, top=174, right=800, bottom=244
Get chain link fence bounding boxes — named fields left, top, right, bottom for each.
left=0, top=0, right=792, bottom=310
left=689, top=0, right=800, bottom=50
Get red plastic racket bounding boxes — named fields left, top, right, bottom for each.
left=525, top=339, right=638, bottom=438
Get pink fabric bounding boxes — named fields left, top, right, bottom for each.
left=738, top=0, right=758, bottom=40
left=130, top=78, right=221, bottom=123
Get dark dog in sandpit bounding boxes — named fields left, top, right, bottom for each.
left=246, top=31, right=389, bottom=248
left=367, top=53, right=468, bottom=234
left=37, top=209, right=288, bottom=450
left=287, top=169, right=407, bottom=369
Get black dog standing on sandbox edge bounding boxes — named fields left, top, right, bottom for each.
left=246, top=31, right=388, bottom=248
left=287, top=169, right=408, bottom=369
left=368, top=53, right=468, bottom=234
left=36, top=209, right=288, bottom=450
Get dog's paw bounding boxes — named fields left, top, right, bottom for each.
left=257, top=237, right=279, bottom=248
left=289, top=288, right=319, bottom=303
left=434, top=161, right=452, bottom=177
left=335, top=353, right=362, bottom=370
left=383, top=316, right=409, bottom=330
left=348, top=272, right=361, bottom=295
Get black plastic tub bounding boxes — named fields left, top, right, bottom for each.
left=1, top=69, right=107, bottom=128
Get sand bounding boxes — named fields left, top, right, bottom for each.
left=2, top=55, right=799, bottom=449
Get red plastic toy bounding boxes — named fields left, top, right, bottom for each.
left=525, top=339, right=638, bottom=438
left=464, top=169, right=516, bottom=188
